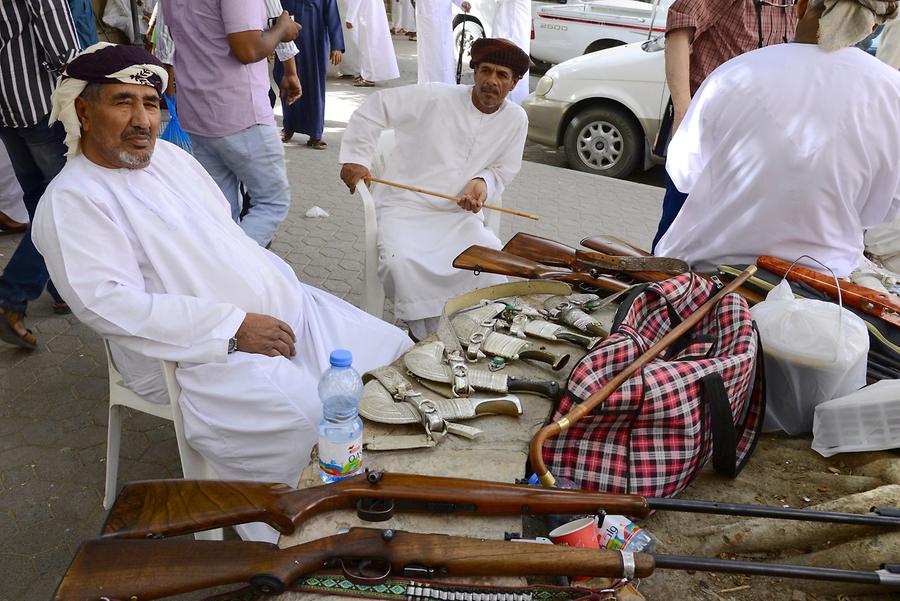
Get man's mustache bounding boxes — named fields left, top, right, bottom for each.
left=122, top=127, right=152, bottom=140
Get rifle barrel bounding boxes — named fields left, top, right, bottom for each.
left=649, top=497, right=900, bottom=527
left=653, top=554, right=895, bottom=587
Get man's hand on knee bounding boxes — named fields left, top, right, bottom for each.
left=458, top=177, right=487, bottom=213
left=235, top=313, right=297, bottom=358
left=340, top=163, right=371, bottom=194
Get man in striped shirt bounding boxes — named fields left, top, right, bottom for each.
left=0, top=0, right=80, bottom=350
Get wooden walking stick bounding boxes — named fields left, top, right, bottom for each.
left=529, top=265, right=758, bottom=488
left=364, top=176, right=540, bottom=221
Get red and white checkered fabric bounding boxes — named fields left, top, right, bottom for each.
left=543, top=274, right=764, bottom=497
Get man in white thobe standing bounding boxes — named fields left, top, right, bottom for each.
left=31, top=44, right=413, bottom=542
left=655, top=0, right=900, bottom=279
left=417, top=0, right=471, bottom=83
left=339, top=39, right=530, bottom=340
left=492, top=0, right=531, bottom=104
left=345, top=0, right=401, bottom=85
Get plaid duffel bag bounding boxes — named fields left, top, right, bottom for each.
left=542, top=273, right=765, bottom=497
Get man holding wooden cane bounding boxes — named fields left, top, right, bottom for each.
left=339, top=38, right=529, bottom=340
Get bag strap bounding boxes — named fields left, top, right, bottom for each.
left=700, top=372, right=738, bottom=478
left=611, top=282, right=650, bottom=332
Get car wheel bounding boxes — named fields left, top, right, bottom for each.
left=563, top=106, right=642, bottom=179
left=453, top=18, right=485, bottom=69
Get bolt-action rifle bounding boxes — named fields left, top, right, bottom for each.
left=453, top=245, right=631, bottom=294
left=101, top=471, right=900, bottom=541
left=54, top=527, right=900, bottom=601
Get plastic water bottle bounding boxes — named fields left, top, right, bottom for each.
left=598, top=515, right=656, bottom=553
left=317, top=349, right=364, bottom=484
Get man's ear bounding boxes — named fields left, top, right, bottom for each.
left=74, top=96, right=90, bottom=132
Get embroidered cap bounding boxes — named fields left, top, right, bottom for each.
left=64, top=42, right=167, bottom=93
left=50, top=42, right=169, bottom=158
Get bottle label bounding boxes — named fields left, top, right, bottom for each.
left=599, top=515, right=639, bottom=550
left=318, top=437, right=363, bottom=480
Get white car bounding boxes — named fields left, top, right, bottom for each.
left=523, top=35, right=668, bottom=179
left=531, top=0, right=671, bottom=67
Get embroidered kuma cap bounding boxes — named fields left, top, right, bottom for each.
left=50, top=42, right=169, bottom=158
left=468, top=38, right=530, bottom=78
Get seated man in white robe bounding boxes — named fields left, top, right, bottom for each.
left=655, top=0, right=900, bottom=281
left=31, top=43, right=413, bottom=542
left=339, top=38, right=529, bottom=340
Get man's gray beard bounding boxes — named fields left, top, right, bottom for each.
left=115, top=149, right=152, bottom=168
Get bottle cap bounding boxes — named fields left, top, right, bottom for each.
left=329, top=349, right=353, bottom=367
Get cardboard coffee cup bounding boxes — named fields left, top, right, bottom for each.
left=548, top=516, right=599, bottom=581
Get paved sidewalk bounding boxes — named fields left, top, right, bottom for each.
left=0, top=38, right=662, bottom=600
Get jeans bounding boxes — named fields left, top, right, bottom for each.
left=651, top=171, right=690, bottom=253
left=0, top=116, right=67, bottom=313
left=190, top=125, right=291, bottom=246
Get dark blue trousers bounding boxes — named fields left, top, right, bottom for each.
left=0, top=116, right=67, bottom=312
left=651, top=172, right=689, bottom=253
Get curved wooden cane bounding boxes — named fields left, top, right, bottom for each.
left=529, top=266, right=758, bottom=487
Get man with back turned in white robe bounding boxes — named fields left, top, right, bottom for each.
left=339, top=38, right=529, bottom=340
left=655, top=0, right=900, bottom=279
left=30, top=43, right=413, bottom=542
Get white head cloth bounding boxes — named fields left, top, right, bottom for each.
left=49, top=42, right=169, bottom=158
left=817, top=0, right=899, bottom=51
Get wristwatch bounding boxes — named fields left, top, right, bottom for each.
left=227, top=336, right=238, bottom=354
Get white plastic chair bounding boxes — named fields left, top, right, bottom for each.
left=102, top=340, right=223, bottom=540
left=358, top=130, right=502, bottom=318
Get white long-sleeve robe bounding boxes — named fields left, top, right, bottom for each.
left=337, top=0, right=362, bottom=77
left=656, top=44, right=900, bottom=278
left=345, top=0, right=400, bottom=82
left=416, top=0, right=463, bottom=84
left=492, top=0, right=531, bottom=105
left=399, top=0, right=416, bottom=32
left=339, top=83, right=528, bottom=327
left=32, top=141, right=412, bottom=541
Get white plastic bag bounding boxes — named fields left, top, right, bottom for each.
left=750, top=280, right=869, bottom=435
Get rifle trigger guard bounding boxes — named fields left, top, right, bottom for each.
left=341, top=558, right=392, bottom=585
left=356, top=497, right=396, bottom=522
left=250, top=573, right=287, bottom=596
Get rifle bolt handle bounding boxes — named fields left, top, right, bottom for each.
left=383, top=529, right=395, bottom=541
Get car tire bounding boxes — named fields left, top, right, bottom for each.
left=563, top=106, right=642, bottom=179
left=452, top=17, right=485, bottom=70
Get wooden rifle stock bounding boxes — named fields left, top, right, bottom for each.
left=579, top=235, right=682, bottom=283
left=757, top=255, right=900, bottom=328
left=56, top=528, right=654, bottom=601
left=55, top=528, right=900, bottom=600
left=581, top=236, right=765, bottom=305
left=502, top=233, right=686, bottom=275
left=102, top=471, right=651, bottom=539
left=102, top=471, right=900, bottom=541
left=453, top=245, right=631, bottom=294
left=581, top=235, right=649, bottom=257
